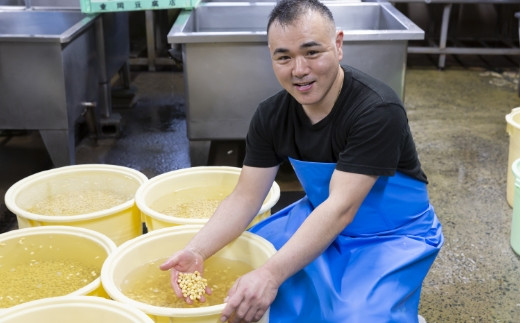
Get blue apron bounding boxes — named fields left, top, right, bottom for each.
left=249, top=158, right=443, bottom=323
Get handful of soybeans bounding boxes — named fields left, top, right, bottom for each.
left=177, top=271, right=208, bottom=301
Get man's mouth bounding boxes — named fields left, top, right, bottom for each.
left=294, top=81, right=314, bottom=91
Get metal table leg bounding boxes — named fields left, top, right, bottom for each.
left=95, top=18, right=122, bottom=137
left=119, top=61, right=131, bottom=89
left=96, top=18, right=111, bottom=120
left=438, top=3, right=453, bottom=69
left=145, top=10, right=156, bottom=72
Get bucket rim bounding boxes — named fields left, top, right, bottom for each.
left=0, top=225, right=117, bottom=251
left=135, top=166, right=280, bottom=224
left=101, top=224, right=276, bottom=317
left=0, top=296, right=155, bottom=322
left=4, top=164, right=148, bottom=221
left=506, top=107, right=520, bottom=129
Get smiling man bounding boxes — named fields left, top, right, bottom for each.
left=268, top=7, right=343, bottom=124
left=160, top=1, right=443, bottom=322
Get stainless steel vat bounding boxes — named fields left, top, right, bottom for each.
left=0, top=0, right=130, bottom=166
left=0, top=10, right=99, bottom=166
left=167, top=2, right=424, bottom=165
left=0, top=0, right=131, bottom=133
left=0, top=0, right=130, bottom=82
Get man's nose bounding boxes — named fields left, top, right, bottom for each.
left=292, top=56, right=309, bottom=78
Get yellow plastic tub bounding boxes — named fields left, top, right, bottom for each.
left=135, top=166, right=280, bottom=231
left=0, top=296, right=155, bottom=323
left=506, top=107, right=520, bottom=207
left=101, top=224, right=276, bottom=323
left=0, top=226, right=117, bottom=309
left=4, top=164, right=148, bottom=245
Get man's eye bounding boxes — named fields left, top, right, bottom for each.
left=307, top=50, right=319, bottom=56
left=276, top=56, right=290, bottom=61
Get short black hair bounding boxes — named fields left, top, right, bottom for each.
left=267, top=0, right=335, bottom=33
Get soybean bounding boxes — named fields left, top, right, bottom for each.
left=177, top=271, right=208, bottom=301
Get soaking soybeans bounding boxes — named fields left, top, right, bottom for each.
left=27, top=190, right=132, bottom=216
left=0, top=235, right=105, bottom=308
left=154, top=185, right=231, bottom=219
left=0, top=259, right=99, bottom=308
left=121, top=256, right=254, bottom=308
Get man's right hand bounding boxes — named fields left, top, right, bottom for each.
left=159, top=248, right=211, bottom=303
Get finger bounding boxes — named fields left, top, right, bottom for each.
left=232, top=299, right=253, bottom=323
left=253, top=308, right=267, bottom=322
left=159, top=256, right=176, bottom=270
left=243, top=305, right=262, bottom=323
left=220, top=292, right=242, bottom=323
left=197, top=284, right=212, bottom=303
left=228, top=309, right=251, bottom=323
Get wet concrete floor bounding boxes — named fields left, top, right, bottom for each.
left=2, top=55, right=520, bottom=322
left=405, top=66, right=520, bottom=322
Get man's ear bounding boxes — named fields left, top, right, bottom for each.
left=335, top=30, right=344, bottom=60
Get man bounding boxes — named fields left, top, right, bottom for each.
left=160, top=0, right=443, bottom=322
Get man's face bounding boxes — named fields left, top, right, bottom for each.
left=268, top=11, right=343, bottom=110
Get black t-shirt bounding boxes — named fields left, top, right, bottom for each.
left=243, top=65, right=427, bottom=183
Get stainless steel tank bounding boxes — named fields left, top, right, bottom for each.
left=167, top=2, right=424, bottom=165
left=0, top=10, right=99, bottom=166
left=0, top=0, right=130, bottom=165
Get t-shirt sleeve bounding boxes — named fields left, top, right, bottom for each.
left=336, top=103, right=407, bottom=176
left=243, top=105, right=283, bottom=168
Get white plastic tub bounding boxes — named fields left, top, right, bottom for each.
left=0, top=296, right=155, bottom=323
left=101, top=224, right=276, bottom=323
left=135, top=166, right=280, bottom=231
left=4, top=164, right=148, bottom=245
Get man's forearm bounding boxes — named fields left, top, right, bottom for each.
left=186, top=192, right=262, bottom=260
